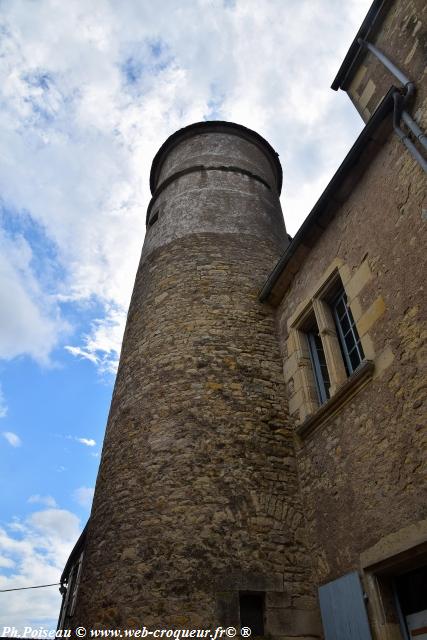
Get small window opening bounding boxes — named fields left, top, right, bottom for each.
left=307, top=326, right=331, bottom=405
left=148, top=210, right=159, bottom=227
left=333, top=289, right=364, bottom=375
left=239, top=592, right=264, bottom=636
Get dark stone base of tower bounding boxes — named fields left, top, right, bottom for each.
left=59, top=2, right=427, bottom=636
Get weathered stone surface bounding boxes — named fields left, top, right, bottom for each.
left=72, top=124, right=314, bottom=631
left=276, top=76, right=427, bottom=589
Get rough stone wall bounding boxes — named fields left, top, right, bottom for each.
left=276, top=113, right=427, bottom=591
left=143, top=168, right=286, bottom=259
left=72, top=126, right=317, bottom=636
left=347, top=0, right=426, bottom=122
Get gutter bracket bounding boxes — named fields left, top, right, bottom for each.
left=358, top=39, right=427, bottom=173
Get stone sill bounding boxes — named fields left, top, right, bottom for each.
left=296, top=359, right=375, bottom=440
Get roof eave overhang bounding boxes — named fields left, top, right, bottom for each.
left=331, top=0, right=392, bottom=91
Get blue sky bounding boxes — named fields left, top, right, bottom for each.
left=0, top=0, right=371, bottom=631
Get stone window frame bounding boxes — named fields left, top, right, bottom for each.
left=283, top=258, right=388, bottom=437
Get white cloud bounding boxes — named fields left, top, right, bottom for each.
left=0, top=508, right=81, bottom=632
left=64, top=435, right=96, bottom=446
left=27, top=495, right=57, bottom=508
left=75, top=437, right=96, bottom=447
left=65, top=305, right=126, bottom=374
left=0, top=229, right=68, bottom=364
left=2, top=432, right=22, bottom=447
left=0, top=385, right=7, bottom=419
left=0, top=0, right=370, bottom=370
left=73, top=486, right=95, bottom=508
left=0, top=555, right=15, bottom=568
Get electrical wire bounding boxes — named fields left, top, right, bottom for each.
left=0, top=582, right=60, bottom=593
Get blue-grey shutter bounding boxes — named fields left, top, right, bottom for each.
left=318, top=571, right=372, bottom=640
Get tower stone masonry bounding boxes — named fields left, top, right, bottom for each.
left=71, top=122, right=315, bottom=630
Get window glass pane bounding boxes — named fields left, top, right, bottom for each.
left=344, top=331, right=356, bottom=352
left=350, top=348, right=361, bottom=371
left=315, top=335, right=326, bottom=361
left=340, top=313, right=351, bottom=336
left=336, top=299, right=346, bottom=319
left=321, top=370, right=331, bottom=395
left=347, top=304, right=356, bottom=324
left=308, top=331, right=330, bottom=404
left=334, top=289, right=365, bottom=375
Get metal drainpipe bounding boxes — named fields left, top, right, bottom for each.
left=393, top=92, right=427, bottom=173
left=358, top=38, right=427, bottom=173
left=402, top=111, right=427, bottom=152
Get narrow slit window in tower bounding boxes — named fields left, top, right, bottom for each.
left=148, top=209, right=159, bottom=227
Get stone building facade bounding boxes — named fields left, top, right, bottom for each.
left=59, top=0, right=427, bottom=638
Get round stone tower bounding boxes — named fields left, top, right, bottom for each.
left=71, top=122, right=313, bottom=633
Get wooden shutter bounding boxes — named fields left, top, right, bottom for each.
left=318, top=571, right=372, bottom=640
left=69, top=552, right=84, bottom=616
